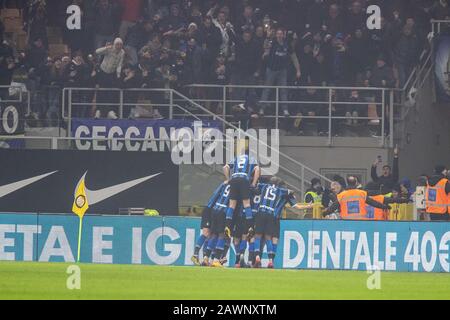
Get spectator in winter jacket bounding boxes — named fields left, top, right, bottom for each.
left=371, top=146, right=400, bottom=194
left=232, top=30, right=261, bottom=100
left=347, top=29, right=370, bottom=83
left=125, top=20, right=154, bottom=66
left=198, top=16, right=222, bottom=81
left=369, top=55, right=395, bottom=88
left=392, top=25, right=420, bottom=87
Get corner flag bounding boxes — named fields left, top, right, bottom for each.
left=72, top=177, right=89, bottom=263
left=72, top=178, right=89, bottom=218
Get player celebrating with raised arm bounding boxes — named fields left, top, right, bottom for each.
left=223, top=153, right=261, bottom=239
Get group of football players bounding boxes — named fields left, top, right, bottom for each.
left=191, top=154, right=312, bottom=268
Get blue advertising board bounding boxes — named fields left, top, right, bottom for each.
left=0, top=213, right=449, bottom=273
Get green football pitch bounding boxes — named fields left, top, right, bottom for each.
left=0, top=262, right=449, bottom=300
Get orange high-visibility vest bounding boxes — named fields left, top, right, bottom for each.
left=366, top=194, right=387, bottom=220
left=426, top=178, right=449, bottom=214
left=337, top=189, right=368, bottom=220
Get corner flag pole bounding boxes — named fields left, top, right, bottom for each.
left=77, top=216, right=83, bottom=263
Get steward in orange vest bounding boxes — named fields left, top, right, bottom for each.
left=322, top=176, right=390, bottom=220
left=364, top=182, right=410, bottom=220
left=425, top=165, right=450, bottom=221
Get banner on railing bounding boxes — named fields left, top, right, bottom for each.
left=434, top=35, right=450, bottom=102
left=0, top=100, right=25, bottom=136
left=0, top=149, right=179, bottom=215
left=1, top=213, right=448, bottom=273
left=71, top=119, right=222, bottom=151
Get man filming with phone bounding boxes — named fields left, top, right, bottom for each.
left=371, top=145, right=400, bottom=194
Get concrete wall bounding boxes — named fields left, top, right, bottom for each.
left=397, top=74, right=450, bottom=180
left=279, top=137, right=390, bottom=187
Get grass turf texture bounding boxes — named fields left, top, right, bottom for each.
left=0, top=262, right=449, bottom=300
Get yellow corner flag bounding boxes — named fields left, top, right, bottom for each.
left=72, top=178, right=89, bottom=263
left=72, top=178, right=89, bottom=218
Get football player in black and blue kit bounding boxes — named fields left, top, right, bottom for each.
left=270, top=186, right=299, bottom=264
left=254, top=177, right=312, bottom=268
left=191, top=183, right=228, bottom=266
left=203, top=183, right=233, bottom=267
left=223, top=154, right=261, bottom=238
left=233, top=189, right=261, bottom=268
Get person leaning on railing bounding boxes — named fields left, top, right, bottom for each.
left=425, top=165, right=450, bottom=221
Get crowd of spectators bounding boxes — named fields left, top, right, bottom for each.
left=0, top=0, right=447, bottom=123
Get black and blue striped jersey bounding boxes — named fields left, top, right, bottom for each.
left=240, top=191, right=263, bottom=217
left=229, top=155, right=258, bottom=181
left=212, top=184, right=232, bottom=213
left=206, top=183, right=226, bottom=209
left=258, top=184, right=290, bottom=215
left=274, top=193, right=297, bottom=219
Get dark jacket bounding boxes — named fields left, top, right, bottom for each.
left=371, top=157, right=399, bottom=194
left=370, top=64, right=395, bottom=87
left=126, top=22, right=153, bottom=50
left=393, top=33, right=420, bottom=67
left=234, top=38, right=260, bottom=76
left=198, top=24, right=223, bottom=60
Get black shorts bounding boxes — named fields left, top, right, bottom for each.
left=229, top=177, right=251, bottom=201
left=273, top=218, right=281, bottom=239
left=255, top=211, right=277, bottom=236
left=233, top=214, right=252, bottom=239
left=200, top=207, right=212, bottom=229
left=211, top=210, right=226, bottom=235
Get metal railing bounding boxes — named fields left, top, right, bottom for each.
left=61, top=87, right=207, bottom=136
left=431, top=19, right=450, bottom=36
left=184, top=84, right=395, bottom=147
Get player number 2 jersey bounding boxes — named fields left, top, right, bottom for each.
left=230, top=155, right=258, bottom=181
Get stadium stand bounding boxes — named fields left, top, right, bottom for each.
left=0, top=0, right=434, bottom=124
